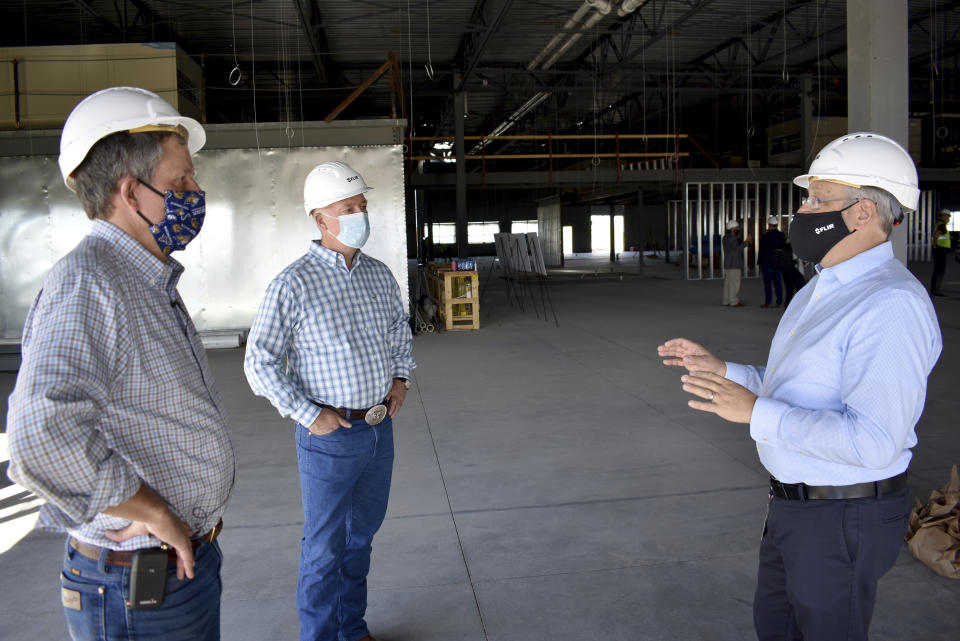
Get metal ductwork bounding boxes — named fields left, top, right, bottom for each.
left=540, top=0, right=614, bottom=71
left=526, top=0, right=610, bottom=71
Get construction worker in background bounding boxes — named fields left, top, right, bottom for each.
left=930, top=208, right=952, bottom=297
left=722, top=219, right=751, bottom=306
left=6, top=87, right=235, bottom=640
left=758, top=215, right=785, bottom=308
left=659, top=132, right=941, bottom=641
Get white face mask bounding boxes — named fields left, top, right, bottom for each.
left=324, top=211, right=370, bottom=248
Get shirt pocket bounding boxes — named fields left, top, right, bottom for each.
left=361, top=291, right=393, bottom=336
left=300, top=300, right=351, bottom=352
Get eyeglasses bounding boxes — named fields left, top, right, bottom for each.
left=800, top=195, right=861, bottom=210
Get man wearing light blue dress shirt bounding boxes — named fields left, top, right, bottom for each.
left=658, top=132, right=941, bottom=641
left=244, top=161, right=415, bottom=641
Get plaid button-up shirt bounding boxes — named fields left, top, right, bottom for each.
left=244, top=242, right=415, bottom=427
left=6, top=220, right=235, bottom=549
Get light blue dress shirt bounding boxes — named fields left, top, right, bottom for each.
left=725, top=242, right=941, bottom=486
left=244, top=241, right=415, bottom=427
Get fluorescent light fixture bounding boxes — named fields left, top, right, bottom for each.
left=469, top=91, right=552, bottom=155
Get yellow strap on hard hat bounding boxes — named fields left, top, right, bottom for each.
left=808, top=177, right=863, bottom=189
left=128, top=124, right=189, bottom=140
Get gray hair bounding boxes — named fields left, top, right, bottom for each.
left=844, top=184, right=902, bottom=237
left=72, top=131, right=172, bottom=220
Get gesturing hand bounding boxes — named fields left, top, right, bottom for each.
left=657, top=338, right=727, bottom=377
left=680, top=371, right=757, bottom=424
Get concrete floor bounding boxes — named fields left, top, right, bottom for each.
left=2, top=255, right=959, bottom=640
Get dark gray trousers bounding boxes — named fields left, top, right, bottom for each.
left=753, top=487, right=910, bottom=640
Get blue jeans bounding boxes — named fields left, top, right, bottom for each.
left=761, top=265, right=783, bottom=305
left=296, top=418, right=394, bottom=641
left=60, top=537, right=223, bottom=641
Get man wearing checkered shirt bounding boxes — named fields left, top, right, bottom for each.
left=244, top=161, right=415, bottom=641
left=6, top=87, right=235, bottom=640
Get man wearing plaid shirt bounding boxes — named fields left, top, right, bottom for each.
left=6, top=87, right=235, bottom=640
left=244, top=161, right=415, bottom=641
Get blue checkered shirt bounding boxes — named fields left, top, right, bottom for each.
left=6, top=220, right=236, bottom=549
left=244, top=242, right=415, bottom=426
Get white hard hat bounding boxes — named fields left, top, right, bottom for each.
left=793, top=132, right=919, bottom=213
left=725, top=220, right=740, bottom=230
left=303, top=161, right=373, bottom=215
left=59, top=86, right=205, bottom=192
left=767, top=215, right=779, bottom=226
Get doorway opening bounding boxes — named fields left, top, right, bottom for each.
left=590, top=215, right=624, bottom=254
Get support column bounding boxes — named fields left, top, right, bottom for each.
left=847, top=0, right=909, bottom=264
left=637, top=189, right=646, bottom=266
left=454, top=90, right=468, bottom=257
left=609, top=205, right=616, bottom=263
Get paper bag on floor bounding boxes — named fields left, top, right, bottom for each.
left=906, top=465, right=960, bottom=579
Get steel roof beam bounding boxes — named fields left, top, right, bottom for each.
left=456, top=0, right=516, bottom=92
left=291, top=0, right=339, bottom=85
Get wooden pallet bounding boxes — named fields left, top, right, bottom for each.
left=427, top=268, right=480, bottom=331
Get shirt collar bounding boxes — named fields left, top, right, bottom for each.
left=90, top=219, right=184, bottom=294
left=308, top=240, right=363, bottom=271
left=818, top=241, right=894, bottom=285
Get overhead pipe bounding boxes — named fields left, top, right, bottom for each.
left=617, top=0, right=647, bottom=18
left=526, top=0, right=604, bottom=71
left=540, top=0, right=614, bottom=71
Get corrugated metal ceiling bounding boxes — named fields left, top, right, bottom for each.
left=1, top=1, right=957, bottom=149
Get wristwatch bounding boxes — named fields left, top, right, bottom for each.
left=395, top=377, right=411, bottom=390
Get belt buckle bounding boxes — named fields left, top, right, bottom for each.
left=364, top=404, right=388, bottom=425
left=205, top=520, right=222, bottom=544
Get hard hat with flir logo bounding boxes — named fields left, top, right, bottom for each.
left=303, top=161, right=373, bottom=215
left=794, top=132, right=919, bottom=213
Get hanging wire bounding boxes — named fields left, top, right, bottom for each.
left=249, top=0, right=261, bottom=157
left=930, top=0, right=948, bottom=143
left=279, top=0, right=294, bottom=141
left=591, top=15, right=600, bottom=172
left=405, top=0, right=415, bottom=146
left=810, top=0, right=823, bottom=165
left=781, top=0, right=789, bottom=84
left=779, top=0, right=787, bottom=137
left=276, top=1, right=282, bottom=136
left=641, top=19, right=647, bottom=141
left=424, top=0, right=435, bottom=80
left=296, top=10, right=305, bottom=145
left=229, top=0, right=242, bottom=86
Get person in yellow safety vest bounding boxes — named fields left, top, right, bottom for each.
left=930, top=208, right=952, bottom=297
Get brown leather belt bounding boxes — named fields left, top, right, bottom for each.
left=332, top=407, right=376, bottom=421
left=770, top=472, right=908, bottom=500
left=69, top=519, right=223, bottom=566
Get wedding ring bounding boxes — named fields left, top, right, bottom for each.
left=709, top=392, right=716, bottom=401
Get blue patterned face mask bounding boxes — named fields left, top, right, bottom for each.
left=136, top=179, right=206, bottom=256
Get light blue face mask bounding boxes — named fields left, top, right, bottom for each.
left=325, top=211, right=370, bottom=248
